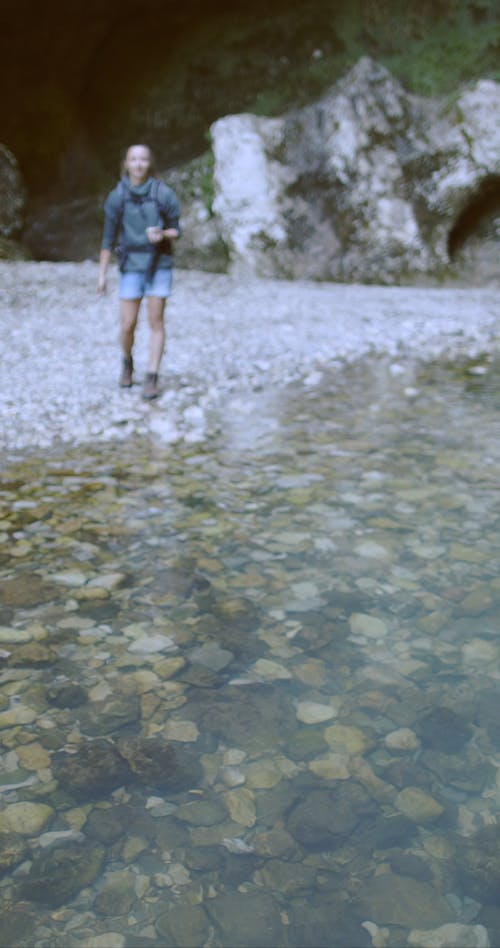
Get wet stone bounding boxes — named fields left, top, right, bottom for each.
left=127, top=633, right=176, bottom=654
left=94, top=870, right=137, bottom=916
left=7, top=641, right=57, bottom=665
left=84, top=805, right=135, bottom=844
left=287, top=728, right=329, bottom=760
left=253, top=827, right=299, bottom=858
left=206, top=889, right=285, bottom=948
left=457, top=824, right=500, bottom=903
left=286, top=783, right=378, bottom=849
left=176, top=796, right=227, bottom=826
left=357, top=873, right=454, bottom=928
left=78, top=694, right=141, bottom=736
left=365, top=813, right=417, bottom=850
left=156, top=902, right=210, bottom=948
left=117, top=735, right=203, bottom=791
left=1, top=575, right=59, bottom=607
left=188, top=642, right=234, bottom=671
left=296, top=701, right=337, bottom=724
left=389, top=850, right=433, bottom=882
left=289, top=900, right=371, bottom=948
left=52, top=739, right=132, bottom=800
left=416, top=706, right=472, bottom=752
left=0, top=626, right=33, bottom=644
left=177, top=664, right=220, bottom=688
left=0, top=907, right=36, bottom=948
left=17, top=843, right=105, bottom=907
left=421, top=748, right=490, bottom=793
left=188, top=687, right=296, bottom=753
left=0, top=802, right=54, bottom=835
left=0, top=831, right=29, bottom=874
left=47, top=679, right=88, bottom=708
left=256, top=858, right=317, bottom=895
left=395, top=786, right=444, bottom=823
left=408, top=923, right=490, bottom=948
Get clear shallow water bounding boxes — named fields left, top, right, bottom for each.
left=1, top=355, right=500, bottom=948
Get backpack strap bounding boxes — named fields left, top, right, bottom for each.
left=114, top=178, right=167, bottom=273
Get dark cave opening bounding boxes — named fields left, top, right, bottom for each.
left=448, top=175, right=500, bottom=258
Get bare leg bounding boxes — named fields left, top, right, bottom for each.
left=146, top=296, right=166, bottom=373
left=120, top=298, right=141, bottom=357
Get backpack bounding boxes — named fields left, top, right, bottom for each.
left=115, top=177, right=169, bottom=274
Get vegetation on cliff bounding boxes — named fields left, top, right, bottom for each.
left=0, top=0, right=498, bottom=197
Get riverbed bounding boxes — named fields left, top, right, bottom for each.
left=1, top=264, right=500, bottom=947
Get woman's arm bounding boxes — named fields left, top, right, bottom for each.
left=97, top=248, right=111, bottom=294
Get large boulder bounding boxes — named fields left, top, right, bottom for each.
left=209, top=58, right=500, bottom=283
left=210, top=113, right=293, bottom=277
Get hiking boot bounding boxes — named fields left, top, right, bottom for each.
left=119, top=356, right=133, bottom=388
left=143, top=372, right=160, bottom=399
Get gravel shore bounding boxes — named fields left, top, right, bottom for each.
left=1, top=260, right=498, bottom=457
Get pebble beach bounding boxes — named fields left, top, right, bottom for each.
left=1, top=260, right=498, bottom=458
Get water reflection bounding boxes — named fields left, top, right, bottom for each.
left=1, top=356, right=500, bottom=947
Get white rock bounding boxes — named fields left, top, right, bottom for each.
left=250, top=659, right=292, bottom=680
left=296, top=701, right=337, bottom=724
left=385, top=728, right=420, bottom=750
left=127, top=634, right=176, bottom=654
left=211, top=113, right=288, bottom=275
left=349, top=613, right=388, bottom=638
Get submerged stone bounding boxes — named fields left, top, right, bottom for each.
left=47, top=679, right=88, bottom=708
left=256, top=857, right=317, bottom=894
left=117, top=735, right=203, bottom=790
left=287, top=784, right=377, bottom=849
left=17, top=843, right=104, bottom=906
left=396, top=787, right=444, bottom=822
left=78, top=694, right=141, bottom=736
left=0, top=907, right=36, bottom=947
left=416, top=706, right=472, bottom=752
left=0, top=576, right=59, bottom=607
left=358, top=873, right=454, bottom=928
left=189, top=642, right=234, bottom=671
left=52, top=738, right=132, bottom=800
left=408, top=923, right=490, bottom=947
left=84, top=805, right=135, bottom=844
left=457, top=824, right=500, bottom=903
left=296, top=701, right=337, bottom=724
left=8, top=641, right=56, bottom=665
left=128, top=633, right=176, bottom=654
left=0, top=832, right=29, bottom=874
left=177, top=796, right=227, bottom=826
left=349, top=612, right=389, bottom=638
left=0, top=802, right=54, bottom=836
left=206, top=889, right=285, bottom=948
left=94, top=870, right=137, bottom=916
left=0, top=626, right=32, bottom=643
left=156, top=902, right=210, bottom=947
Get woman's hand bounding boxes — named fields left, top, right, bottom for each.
left=97, top=273, right=107, bottom=295
left=146, top=226, right=164, bottom=244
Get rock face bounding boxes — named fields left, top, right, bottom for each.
left=0, top=144, right=25, bottom=238
left=209, top=58, right=500, bottom=283
left=0, top=144, right=27, bottom=259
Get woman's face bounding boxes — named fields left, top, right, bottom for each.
left=125, top=145, right=152, bottom=184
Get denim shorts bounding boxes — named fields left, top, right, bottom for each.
left=119, top=268, right=173, bottom=300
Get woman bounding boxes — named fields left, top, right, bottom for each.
left=97, top=144, right=180, bottom=399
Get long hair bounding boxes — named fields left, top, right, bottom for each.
left=120, top=144, right=158, bottom=178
